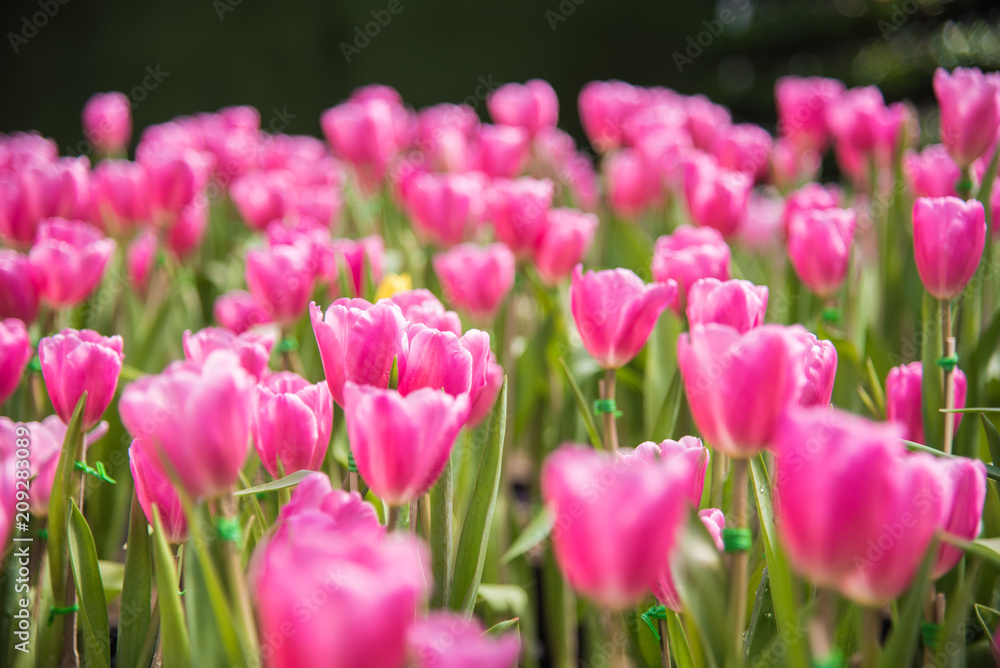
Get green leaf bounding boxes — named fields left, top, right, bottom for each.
left=746, top=569, right=778, bottom=661
left=879, top=538, right=938, bottom=668
left=68, top=500, right=111, bottom=668
left=975, top=604, right=1000, bottom=654
left=940, top=557, right=981, bottom=668
left=485, top=618, right=519, bottom=636
left=97, top=561, right=123, bottom=604
left=500, top=506, right=553, bottom=565
left=650, top=368, right=684, bottom=442
left=983, top=415, right=1000, bottom=466
left=449, top=378, right=507, bottom=614
left=47, top=392, right=88, bottom=606
left=901, top=440, right=1000, bottom=483
left=184, top=541, right=229, bottom=667
left=556, top=358, right=604, bottom=450
left=941, top=407, right=1000, bottom=414
left=233, top=469, right=312, bottom=496
left=749, top=456, right=810, bottom=668
left=430, top=455, right=454, bottom=608
left=939, top=534, right=1000, bottom=567
left=976, top=142, right=1000, bottom=232
left=921, top=293, right=945, bottom=450
left=672, top=507, right=728, bottom=668
left=865, top=357, right=886, bottom=417
left=151, top=506, right=191, bottom=668
left=968, top=307, right=1000, bottom=396
left=116, top=493, right=151, bottom=668
left=476, top=583, right=528, bottom=618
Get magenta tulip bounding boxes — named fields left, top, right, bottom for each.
left=769, top=139, right=821, bottom=191
left=486, top=177, right=554, bottom=258
left=214, top=289, right=272, bottom=334
left=578, top=80, right=646, bottom=152
left=473, top=124, right=530, bottom=179
left=912, top=197, right=986, bottom=300
left=712, top=123, right=772, bottom=180
left=0, top=425, right=20, bottom=545
left=407, top=612, right=520, bottom=668
left=82, top=92, right=132, bottom=154
left=405, top=171, right=486, bottom=247
left=886, top=361, right=967, bottom=444
left=416, top=103, right=479, bottom=173
left=165, top=194, right=208, bottom=259
left=230, top=170, right=296, bottom=230
left=126, top=231, right=156, bottom=294
left=623, top=436, right=709, bottom=506
left=0, top=250, right=40, bottom=324
left=120, top=350, right=255, bottom=499
left=683, top=155, right=752, bottom=237
left=321, top=96, right=408, bottom=186
left=933, top=67, right=1000, bottom=168
left=183, top=326, right=274, bottom=382
left=652, top=508, right=725, bottom=611
left=140, top=148, right=210, bottom=220
left=274, top=472, right=384, bottom=540
left=0, top=157, right=91, bottom=247
left=542, top=444, right=690, bottom=609
left=129, top=438, right=187, bottom=542
left=245, top=243, right=316, bottom=325
left=606, top=148, right=659, bottom=218
left=825, top=86, right=892, bottom=155
left=0, top=318, right=32, bottom=405
left=29, top=218, right=115, bottom=308
left=788, top=327, right=838, bottom=408
left=775, top=75, right=845, bottom=152
left=684, top=95, right=732, bottom=151
left=686, top=278, right=768, bottom=333
left=532, top=208, right=598, bottom=285
left=651, top=225, right=731, bottom=313
left=343, top=383, right=469, bottom=505
left=39, top=328, right=123, bottom=431
left=398, top=325, right=480, bottom=397
left=467, top=354, right=503, bottom=428
left=570, top=265, right=675, bottom=369
left=89, top=160, right=151, bottom=232
left=904, top=145, right=961, bottom=199
left=390, top=289, right=462, bottom=336
left=488, top=79, right=559, bottom=137
left=787, top=207, right=856, bottom=297
left=782, top=182, right=842, bottom=237
left=253, top=372, right=333, bottom=478
left=433, top=243, right=515, bottom=322
left=932, top=456, right=987, bottom=578
left=311, top=298, right=408, bottom=406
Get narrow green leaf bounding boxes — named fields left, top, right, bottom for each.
left=500, top=506, right=553, bottom=565
left=865, top=357, right=886, bottom=417
left=450, top=378, right=507, bottom=614
left=185, top=542, right=229, bottom=667
left=430, top=455, right=454, bottom=608
left=879, top=538, right=938, bottom=668
left=96, top=561, right=124, bottom=604
left=921, top=293, right=945, bottom=450
left=941, top=407, right=1000, bottom=414
left=68, top=500, right=111, bottom=668
left=974, top=604, right=1000, bottom=654
left=485, top=618, right=519, bottom=636
left=982, top=415, right=1000, bottom=466
left=746, top=569, right=778, bottom=661
left=666, top=609, right=694, bottom=668
left=556, top=358, right=604, bottom=450
left=151, top=506, right=191, bottom=668
left=901, top=440, right=1000, bottom=482
left=976, top=142, right=1000, bottom=232
left=116, top=492, right=151, bottom=668
left=968, top=307, right=1000, bottom=395
left=651, top=368, right=684, bottom=442
left=941, top=557, right=981, bottom=668
left=233, top=469, right=312, bottom=496
left=47, top=392, right=88, bottom=607
left=672, top=506, right=728, bottom=668
left=939, top=534, right=1000, bottom=567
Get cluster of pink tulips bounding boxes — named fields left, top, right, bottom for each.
left=2, top=64, right=1000, bottom=668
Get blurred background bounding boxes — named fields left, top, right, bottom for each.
left=1, top=0, right=999, bottom=157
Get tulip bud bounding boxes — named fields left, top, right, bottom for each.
left=253, top=372, right=333, bottom=478
left=274, top=472, right=384, bottom=540
left=29, top=218, right=116, bottom=309
left=0, top=318, right=32, bottom=406
left=684, top=95, right=731, bottom=152
left=686, top=278, right=768, bottom=333
left=578, top=80, right=646, bottom=152
left=651, top=225, right=731, bottom=313
left=932, top=457, right=986, bottom=578
left=532, top=208, right=598, bottom=285
left=622, top=436, right=709, bottom=506
left=82, top=92, right=132, bottom=155
left=933, top=67, right=1000, bottom=168
left=912, top=196, right=986, bottom=300
left=712, top=123, right=772, bottom=181
left=39, top=328, right=124, bottom=431
left=433, top=243, right=515, bottom=322
left=789, top=327, right=838, bottom=408
left=165, top=194, right=209, bottom=260
left=407, top=612, right=521, bottom=668
left=606, top=148, right=659, bottom=219
left=129, top=438, right=187, bottom=543
left=398, top=325, right=481, bottom=397
left=886, top=361, right=966, bottom=444
left=488, top=79, right=559, bottom=136
left=787, top=207, right=856, bottom=297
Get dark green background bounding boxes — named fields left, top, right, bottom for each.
left=0, top=0, right=997, bottom=154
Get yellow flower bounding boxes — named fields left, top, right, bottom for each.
left=374, top=273, right=413, bottom=301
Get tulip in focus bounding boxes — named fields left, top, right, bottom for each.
left=390, top=289, right=462, bottom=335
left=39, top=328, right=124, bottom=431
left=912, top=197, right=986, bottom=300
left=886, top=361, right=967, bottom=444
left=433, top=243, right=515, bottom=322
left=398, top=325, right=486, bottom=398
left=183, top=326, right=274, bottom=382
left=129, top=439, right=187, bottom=542
left=0, top=318, right=32, bottom=405
left=686, top=278, right=768, bottom=334
left=789, top=327, right=838, bottom=408
left=29, top=218, right=116, bottom=309
left=407, top=612, right=520, bottom=668
left=651, top=225, right=731, bottom=313
left=933, top=67, right=1000, bottom=168
left=253, top=372, right=333, bottom=478
left=786, top=207, right=856, bottom=297
left=532, top=208, right=598, bottom=285
left=932, top=456, right=986, bottom=578
left=82, top=92, right=132, bottom=155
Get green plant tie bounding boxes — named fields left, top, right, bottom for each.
left=215, top=517, right=242, bottom=543
left=921, top=621, right=943, bottom=651
left=935, top=354, right=959, bottom=371
left=955, top=175, right=974, bottom=195
left=592, top=398, right=623, bottom=418
left=48, top=604, right=78, bottom=626
left=347, top=449, right=358, bottom=474
left=75, top=460, right=116, bottom=484
left=812, top=650, right=844, bottom=668
left=38, top=528, right=47, bottom=540
left=640, top=604, right=667, bottom=641
left=277, top=337, right=299, bottom=353
left=722, top=527, right=752, bottom=553
left=821, top=307, right=841, bottom=324
left=28, top=356, right=41, bottom=373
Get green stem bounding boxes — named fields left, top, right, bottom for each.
left=602, top=368, right=619, bottom=452
left=860, top=607, right=881, bottom=668
left=728, top=458, right=749, bottom=665
left=430, top=456, right=454, bottom=608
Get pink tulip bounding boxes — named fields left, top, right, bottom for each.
left=488, top=79, right=559, bottom=137
left=904, top=145, right=961, bottom=199
left=686, top=278, right=768, bottom=333
left=311, top=299, right=409, bottom=407
left=769, top=139, right=820, bottom=191
left=89, top=160, right=151, bottom=232
left=712, top=123, right=772, bottom=180
left=390, top=289, right=462, bottom=336
left=407, top=612, right=520, bottom=668
left=433, top=243, right=515, bottom=321
left=787, top=207, right=856, bottom=297
left=274, top=472, right=384, bottom=540
left=0, top=132, right=57, bottom=170
left=651, top=225, right=731, bottom=313
left=253, top=372, right=333, bottom=478
left=486, top=177, right=554, bottom=258
left=933, top=67, right=1000, bottom=168
left=912, top=197, right=987, bottom=300
left=542, top=444, right=690, bottom=609
left=292, top=183, right=343, bottom=231
left=230, top=170, right=296, bottom=230
left=321, top=236, right=385, bottom=298
left=343, top=383, right=469, bottom=505
left=739, top=191, right=786, bottom=250
left=120, top=350, right=255, bottom=499
left=321, top=97, right=409, bottom=186
left=0, top=431, right=15, bottom=545
left=578, top=80, right=647, bottom=152
left=165, top=194, right=208, bottom=259
left=788, top=327, right=838, bottom=408
left=126, top=231, right=157, bottom=294
left=0, top=157, right=91, bottom=247
left=473, top=125, right=530, bottom=179
left=0, top=250, right=40, bottom=324
left=82, top=92, right=132, bottom=155
left=129, top=438, right=187, bottom=542
left=825, top=86, right=892, bottom=155
left=570, top=265, right=675, bottom=369
left=652, top=508, right=725, bottom=611
left=606, top=148, right=659, bottom=218
left=684, top=95, right=732, bottom=152
left=782, top=182, right=842, bottom=237
left=774, top=76, right=845, bottom=152
left=932, top=456, right=986, bottom=578
left=39, top=328, right=123, bottom=431
left=245, top=243, right=316, bottom=325
left=0, top=318, right=32, bottom=405
left=533, top=208, right=598, bottom=285
left=886, top=361, right=967, bottom=444
left=214, top=289, right=272, bottom=334
left=405, top=171, right=486, bottom=247
left=183, top=326, right=275, bottom=382
left=140, top=148, right=210, bottom=220
left=398, top=325, right=482, bottom=397
left=678, top=324, right=804, bottom=457
left=623, top=436, right=709, bottom=506
left=28, top=218, right=116, bottom=308
left=773, top=407, right=945, bottom=606
left=683, top=155, right=752, bottom=237
left=416, top=103, right=479, bottom=173
left=467, top=355, right=503, bottom=428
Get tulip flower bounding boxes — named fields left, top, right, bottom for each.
left=486, top=177, right=554, bottom=258
left=253, top=372, right=333, bottom=478
left=89, top=160, right=151, bottom=232
left=343, top=383, right=470, bottom=505
left=0, top=318, right=32, bottom=406
left=0, top=250, right=40, bottom=324
left=570, top=265, right=675, bottom=369
left=786, top=207, right=856, bottom=297
left=165, top=194, right=208, bottom=259
left=0, top=431, right=19, bottom=545
left=774, top=75, right=845, bottom=152
left=904, top=145, right=961, bottom=199
left=683, top=155, right=752, bottom=237
left=129, top=438, right=187, bottom=542
left=0, top=157, right=91, bottom=247
left=782, top=182, right=841, bottom=236
left=183, top=326, right=275, bottom=382
left=405, top=171, right=486, bottom=247
left=684, top=95, right=732, bottom=152
left=416, top=103, right=479, bottom=173
left=739, top=191, right=786, bottom=250
left=311, top=299, right=409, bottom=406
left=82, top=92, right=132, bottom=155
left=788, top=327, right=838, bottom=408
left=912, top=197, right=986, bottom=300
left=467, top=354, right=504, bottom=428
left=532, top=208, right=598, bottom=285
left=712, top=123, right=772, bottom=180
left=126, top=231, right=156, bottom=294
left=214, top=289, right=272, bottom=334
left=245, top=243, right=316, bottom=325
left=541, top=444, right=690, bottom=609
left=230, top=170, right=296, bottom=230
left=473, top=124, right=530, bottom=179
left=390, top=289, right=462, bottom=336
left=578, top=80, right=646, bottom=152
left=433, top=243, right=515, bottom=322
left=678, top=324, right=804, bottom=457
left=933, top=67, right=1000, bottom=168
left=398, top=325, right=481, bottom=397
left=140, top=148, right=210, bottom=220
left=652, top=508, right=725, bottom=611
left=39, top=328, right=124, bottom=431
left=623, top=436, right=709, bottom=506
left=488, top=79, right=559, bottom=137
left=120, top=350, right=255, bottom=499
left=606, top=148, right=659, bottom=219
left=824, top=86, right=892, bottom=156
left=686, top=278, right=768, bottom=333
left=769, top=139, right=820, bottom=191
left=651, top=225, right=731, bottom=313
left=932, top=456, right=987, bottom=578
left=407, top=612, right=520, bottom=668
left=321, top=96, right=409, bottom=187
left=773, top=407, right=945, bottom=606
left=274, top=472, right=384, bottom=540
left=321, top=236, right=385, bottom=298
left=29, top=218, right=116, bottom=309
left=885, top=361, right=966, bottom=444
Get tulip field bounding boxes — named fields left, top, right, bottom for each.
left=3, top=67, right=1000, bottom=668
